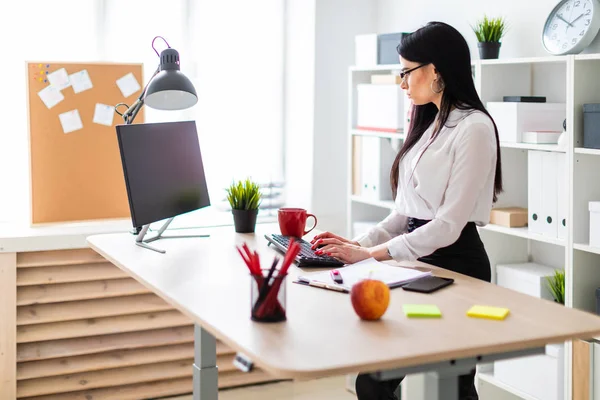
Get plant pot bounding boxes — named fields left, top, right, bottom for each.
left=232, top=209, right=258, bottom=233
left=478, top=41, right=501, bottom=60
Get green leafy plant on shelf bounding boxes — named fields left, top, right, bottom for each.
left=226, top=178, right=262, bottom=210
left=471, top=15, right=507, bottom=43
left=546, top=269, right=565, bottom=305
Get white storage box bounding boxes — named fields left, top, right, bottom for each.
left=486, top=102, right=566, bottom=143
left=494, top=343, right=564, bottom=400
left=590, top=201, right=600, bottom=248
left=355, top=34, right=378, bottom=67
left=496, top=262, right=559, bottom=301
left=521, top=130, right=562, bottom=144
left=357, top=84, right=404, bottom=132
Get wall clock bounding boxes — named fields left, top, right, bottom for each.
left=542, top=0, right=600, bottom=55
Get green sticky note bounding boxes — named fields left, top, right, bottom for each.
left=403, top=304, right=442, bottom=318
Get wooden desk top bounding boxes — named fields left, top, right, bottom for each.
left=87, top=223, right=600, bottom=379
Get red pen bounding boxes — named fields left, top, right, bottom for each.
left=330, top=269, right=343, bottom=284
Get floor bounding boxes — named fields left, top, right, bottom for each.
left=162, top=376, right=356, bottom=400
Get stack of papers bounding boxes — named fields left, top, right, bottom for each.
left=297, top=258, right=432, bottom=292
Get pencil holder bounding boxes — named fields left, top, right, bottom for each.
left=250, top=269, right=287, bottom=323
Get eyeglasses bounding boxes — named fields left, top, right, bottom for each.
left=399, top=64, right=428, bottom=82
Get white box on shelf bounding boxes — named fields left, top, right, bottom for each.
left=359, top=136, right=396, bottom=201
left=357, top=84, right=404, bottom=132
left=496, top=262, right=559, bottom=301
left=494, top=343, right=564, bottom=400
left=486, top=102, right=566, bottom=143
left=521, top=130, right=562, bottom=144
left=354, top=34, right=378, bottom=67
left=590, top=201, right=600, bottom=248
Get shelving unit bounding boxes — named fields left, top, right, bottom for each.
left=346, top=55, right=600, bottom=400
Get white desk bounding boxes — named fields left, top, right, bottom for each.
left=87, top=223, right=600, bottom=400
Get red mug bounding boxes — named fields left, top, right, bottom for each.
left=278, top=208, right=317, bottom=238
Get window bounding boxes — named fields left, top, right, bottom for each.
left=0, top=0, right=284, bottom=223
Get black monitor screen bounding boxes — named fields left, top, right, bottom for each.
left=116, top=120, right=210, bottom=228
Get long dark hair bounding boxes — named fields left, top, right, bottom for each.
left=391, top=21, right=502, bottom=202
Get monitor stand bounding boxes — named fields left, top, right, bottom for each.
left=135, top=217, right=210, bottom=254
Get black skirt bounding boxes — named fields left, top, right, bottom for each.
left=408, top=217, right=491, bottom=283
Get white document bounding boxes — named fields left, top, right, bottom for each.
left=93, top=103, right=114, bottom=126
left=37, top=85, right=64, bottom=109
left=557, top=153, right=567, bottom=240
left=58, top=109, right=83, bottom=134
left=47, top=67, right=70, bottom=90
left=528, top=151, right=544, bottom=235
left=69, top=69, right=93, bottom=93
left=116, top=72, right=141, bottom=98
left=541, top=152, right=558, bottom=238
left=298, top=258, right=432, bottom=291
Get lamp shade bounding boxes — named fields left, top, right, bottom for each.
left=144, top=48, right=198, bottom=110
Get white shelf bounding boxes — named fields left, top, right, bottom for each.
left=575, top=53, right=600, bottom=61
left=479, top=55, right=568, bottom=65
left=350, top=129, right=404, bottom=140
left=500, top=142, right=565, bottom=152
left=477, top=372, right=540, bottom=400
left=478, top=224, right=566, bottom=246
left=349, top=64, right=402, bottom=72
left=351, top=195, right=395, bottom=210
left=574, top=242, right=600, bottom=255
left=574, top=147, right=600, bottom=156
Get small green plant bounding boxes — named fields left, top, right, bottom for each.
left=472, top=15, right=507, bottom=43
left=226, top=178, right=262, bottom=210
left=546, top=269, right=565, bottom=304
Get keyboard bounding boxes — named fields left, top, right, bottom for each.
left=264, top=234, right=344, bottom=268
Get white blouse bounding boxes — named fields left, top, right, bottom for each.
left=354, top=108, right=498, bottom=261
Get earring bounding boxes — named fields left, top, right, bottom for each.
left=431, top=78, right=444, bottom=94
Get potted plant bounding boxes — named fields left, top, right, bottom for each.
left=546, top=269, right=565, bottom=305
left=472, top=15, right=507, bottom=60
left=226, top=178, right=262, bottom=233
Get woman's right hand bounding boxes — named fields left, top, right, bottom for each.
left=310, top=232, right=359, bottom=250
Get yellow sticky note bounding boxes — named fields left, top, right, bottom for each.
left=467, top=305, right=509, bottom=320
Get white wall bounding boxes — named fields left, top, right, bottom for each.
left=312, top=0, right=377, bottom=233
left=376, top=0, right=600, bottom=60
left=284, top=0, right=316, bottom=212
left=285, top=0, right=376, bottom=234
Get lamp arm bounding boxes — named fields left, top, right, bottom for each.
left=120, top=66, right=161, bottom=125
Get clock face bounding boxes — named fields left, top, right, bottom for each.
left=543, top=0, right=600, bottom=55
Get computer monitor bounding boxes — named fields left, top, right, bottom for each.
left=115, top=120, right=210, bottom=253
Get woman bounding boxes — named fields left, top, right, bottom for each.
left=310, top=21, right=502, bottom=400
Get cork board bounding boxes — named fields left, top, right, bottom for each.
left=26, top=62, right=145, bottom=224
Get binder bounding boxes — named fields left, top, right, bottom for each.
left=541, top=152, right=558, bottom=238
left=557, top=153, right=567, bottom=240
left=528, top=151, right=544, bottom=235
left=360, top=136, right=396, bottom=201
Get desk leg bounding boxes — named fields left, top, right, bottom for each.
left=193, top=324, right=218, bottom=400
left=372, top=347, right=545, bottom=400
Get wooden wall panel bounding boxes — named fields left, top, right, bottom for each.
left=17, top=326, right=196, bottom=362
left=17, top=249, right=106, bottom=268
left=11, top=249, right=275, bottom=399
left=0, top=253, right=17, bottom=400
left=17, top=263, right=126, bottom=286
left=17, top=278, right=151, bottom=306
left=17, top=293, right=171, bottom=325
left=573, top=339, right=592, bottom=400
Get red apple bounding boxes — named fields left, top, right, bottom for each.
left=350, top=279, right=390, bottom=320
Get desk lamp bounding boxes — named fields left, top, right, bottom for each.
left=115, top=37, right=205, bottom=253
left=115, top=36, right=197, bottom=124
